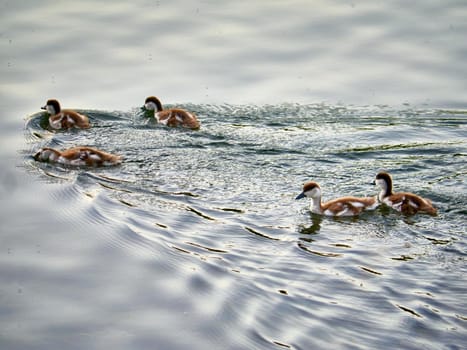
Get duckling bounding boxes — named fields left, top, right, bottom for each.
left=33, top=146, right=121, bottom=167
left=374, top=171, right=437, bottom=215
left=41, top=99, right=90, bottom=129
left=144, top=96, right=200, bottom=129
left=296, top=181, right=378, bottom=216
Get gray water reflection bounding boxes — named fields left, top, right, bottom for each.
left=1, top=1, right=467, bottom=350
left=1, top=0, right=466, bottom=109
left=4, top=103, right=465, bottom=350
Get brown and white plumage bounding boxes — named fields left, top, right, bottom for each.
left=33, top=146, right=122, bottom=167
left=144, top=96, right=200, bottom=130
left=374, top=171, right=437, bottom=215
left=41, top=99, right=90, bottom=130
left=296, top=181, right=378, bottom=216
left=41, top=99, right=91, bottom=130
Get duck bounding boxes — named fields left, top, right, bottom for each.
left=144, top=96, right=200, bottom=129
left=41, top=99, right=90, bottom=130
left=374, top=171, right=437, bottom=215
left=296, top=181, right=378, bottom=216
left=33, top=146, right=122, bottom=167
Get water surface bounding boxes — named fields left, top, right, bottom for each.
left=1, top=1, right=466, bottom=349
left=4, top=104, right=465, bottom=350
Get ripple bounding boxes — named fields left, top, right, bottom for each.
left=17, top=103, right=467, bottom=350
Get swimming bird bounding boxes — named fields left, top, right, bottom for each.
left=296, top=181, right=378, bottom=216
left=374, top=171, right=437, bottom=215
left=33, top=146, right=122, bottom=167
left=144, top=96, right=200, bottom=129
left=41, top=99, right=90, bottom=130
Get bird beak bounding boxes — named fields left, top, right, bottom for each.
left=41, top=105, right=46, bottom=110
left=296, top=192, right=306, bottom=200
left=33, top=151, right=41, bottom=161
left=372, top=180, right=376, bottom=185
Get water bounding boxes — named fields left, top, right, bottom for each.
left=1, top=1, right=466, bottom=350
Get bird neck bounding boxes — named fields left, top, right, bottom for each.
left=154, top=100, right=163, bottom=112
left=378, top=182, right=393, bottom=201
left=309, top=196, right=323, bottom=214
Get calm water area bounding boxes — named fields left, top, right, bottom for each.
left=1, top=1, right=466, bottom=349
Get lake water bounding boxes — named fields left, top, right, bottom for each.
left=1, top=1, right=466, bottom=349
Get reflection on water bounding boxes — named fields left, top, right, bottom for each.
left=1, top=0, right=467, bottom=108
left=1, top=1, right=467, bottom=349
left=2, top=103, right=464, bottom=350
